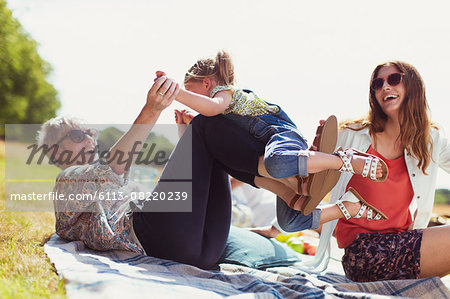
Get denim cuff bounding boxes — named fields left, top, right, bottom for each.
left=297, top=151, right=309, bottom=177
left=311, top=209, right=321, bottom=230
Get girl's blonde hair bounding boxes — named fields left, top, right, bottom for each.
left=341, top=61, right=435, bottom=174
left=184, top=50, right=235, bottom=86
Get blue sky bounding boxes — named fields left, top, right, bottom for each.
left=7, top=0, right=450, bottom=188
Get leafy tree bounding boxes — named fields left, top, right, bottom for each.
left=0, top=0, right=60, bottom=137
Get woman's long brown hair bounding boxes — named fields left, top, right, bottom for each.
left=341, top=61, right=435, bottom=174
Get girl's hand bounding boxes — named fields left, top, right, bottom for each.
left=181, top=109, right=195, bottom=124
left=174, top=109, right=183, bottom=124
left=155, top=71, right=167, bottom=81
left=174, top=109, right=191, bottom=138
left=174, top=109, right=195, bottom=125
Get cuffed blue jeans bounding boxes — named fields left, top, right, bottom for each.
left=223, top=106, right=309, bottom=179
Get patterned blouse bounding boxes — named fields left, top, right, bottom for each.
left=210, top=86, right=280, bottom=116
left=53, top=161, right=145, bottom=254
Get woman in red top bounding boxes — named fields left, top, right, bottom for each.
left=333, top=61, right=450, bottom=282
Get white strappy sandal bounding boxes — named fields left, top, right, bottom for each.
left=336, top=187, right=388, bottom=221
left=333, top=148, right=389, bottom=182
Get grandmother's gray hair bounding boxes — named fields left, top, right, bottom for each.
left=37, top=115, right=87, bottom=147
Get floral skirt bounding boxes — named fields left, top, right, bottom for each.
left=342, top=230, right=423, bottom=282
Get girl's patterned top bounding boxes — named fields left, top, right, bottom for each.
left=210, top=86, right=280, bottom=116
left=53, top=161, right=145, bottom=255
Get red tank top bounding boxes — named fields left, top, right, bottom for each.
left=335, top=146, right=414, bottom=248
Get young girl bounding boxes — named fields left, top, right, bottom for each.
left=157, top=50, right=388, bottom=216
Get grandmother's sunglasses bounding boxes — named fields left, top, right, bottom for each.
left=371, top=73, right=404, bottom=91
left=56, top=129, right=99, bottom=145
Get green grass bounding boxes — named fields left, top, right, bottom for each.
left=4, top=141, right=60, bottom=212
left=0, top=140, right=66, bottom=298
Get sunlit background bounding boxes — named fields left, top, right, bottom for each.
left=7, top=0, right=450, bottom=188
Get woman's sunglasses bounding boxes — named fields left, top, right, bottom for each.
left=56, top=128, right=99, bottom=145
left=371, top=73, right=404, bottom=91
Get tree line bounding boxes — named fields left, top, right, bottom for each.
left=0, top=0, right=60, bottom=138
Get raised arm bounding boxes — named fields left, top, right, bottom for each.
left=155, top=70, right=231, bottom=117
left=107, top=76, right=179, bottom=176
left=175, top=88, right=232, bottom=117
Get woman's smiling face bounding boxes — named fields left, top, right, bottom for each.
left=373, top=65, right=406, bottom=119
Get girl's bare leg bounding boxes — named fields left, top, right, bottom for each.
left=420, top=225, right=450, bottom=278
left=257, top=152, right=383, bottom=193
left=249, top=176, right=302, bottom=238
left=249, top=225, right=281, bottom=239
left=250, top=175, right=361, bottom=238
left=250, top=202, right=361, bottom=238
left=253, top=176, right=300, bottom=205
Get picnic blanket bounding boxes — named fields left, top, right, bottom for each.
left=44, top=234, right=450, bottom=298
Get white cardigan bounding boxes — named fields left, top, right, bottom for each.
left=302, top=125, right=450, bottom=272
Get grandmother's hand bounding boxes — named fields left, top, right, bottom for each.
left=146, top=74, right=179, bottom=112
